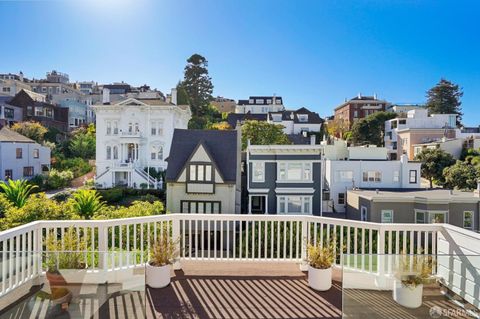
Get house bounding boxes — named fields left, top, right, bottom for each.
left=0, top=72, right=32, bottom=97
left=93, top=88, right=191, bottom=189
left=346, top=188, right=480, bottom=231
left=334, top=94, right=389, bottom=129
left=8, top=90, right=69, bottom=132
left=0, top=127, right=50, bottom=180
left=386, top=103, right=425, bottom=114
left=165, top=128, right=241, bottom=214
left=58, top=98, right=89, bottom=130
left=267, top=107, right=323, bottom=135
left=235, top=96, right=284, bottom=114
left=226, top=112, right=268, bottom=129
left=322, top=139, right=421, bottom=214
left=412, top=137, right=465, bottom=159
left=211, top=96, right=236, bottom=113
left=246, top=141, right=322, bottom=215
left=0, top=96, right=23, bottom=126
left=384, top=109, right=457, bottom=160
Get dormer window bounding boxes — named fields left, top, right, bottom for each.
left=298, top=114, right=308, bottom=122
left=249, top=99, right=254, bottom=104
left=266, top=99, right=272, bottom=104
left=256, top=99, right=264, bottom=104
left=272, top=114, right=282, bottom=122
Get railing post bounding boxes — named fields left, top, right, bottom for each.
left=300, top=219, right=308, bottom=271
left=98, top=223, right=108, bottom=271
left=35, top=224, right=43, bottom=278
left=172, top=216, right=182, bottom=270
left=375, top=226, right=387, bottom=288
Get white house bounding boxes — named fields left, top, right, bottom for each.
left=322, top=140, right=421, bottom=215
left=0, top=127, right=50, bottom=180
left=266, top=107, right=323, bottom=135
left=235, top=96, right=285, bottom=114
left=93, top=88, right=191, bottom=188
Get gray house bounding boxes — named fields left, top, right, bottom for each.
left=346, top=189, right=480, bottom=231
left=246, top=142, right=322, bottom=215
left=166, top=128, right=241, bottom=214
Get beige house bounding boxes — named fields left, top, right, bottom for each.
left=396, top=128, right=456, bottom=160
left=166, top=128, right=241, bottom=214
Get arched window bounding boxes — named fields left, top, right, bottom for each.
left=106, top=146, right=111, bottom=160
left=113, top=146, right=118, bottom=159
left=157, top=146, right=163, bottom=160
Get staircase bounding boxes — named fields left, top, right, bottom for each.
left=134, top=168, right=157, bottom=187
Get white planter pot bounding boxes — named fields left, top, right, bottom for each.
left=393, top=280, right=423, bottom=308
left=308, top=266, right=332, bottom=291
left=146, top=263, right=171, bottom=288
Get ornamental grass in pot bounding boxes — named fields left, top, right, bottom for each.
left=393, top=253, right=435, bottom=308
left=307, top=242, right=335, bottom=291
left=146, top=234, right=179, bottom=288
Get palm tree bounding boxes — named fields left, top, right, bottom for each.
left=0, top=179, right=38, bottom=208
left=71, top=189, right=105, bottom=219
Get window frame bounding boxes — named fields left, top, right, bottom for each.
left=277, top=162, right=312, bottom=182
left=33, top=149, right=39, bottom=159
left=23, top=166, right=34, bottom=177
left=463, top=211, right=474, bottom=229
left=409, top=170, right=417, bottom=184
left=16, top=148, right=22, bottom=159
left=188, top=163, right=213, bottom=182
left=277, top=196, right=312, bottom=214
left=181, top=200, right=221, bottom=214
left=252, top=161, right=265, bottom=183
left=338, top=193, right=345, bottom=205
left=362, top=170, right=382, bottom=183
left=381, top=210, right=394, bottom=223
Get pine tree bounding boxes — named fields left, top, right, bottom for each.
left=426, top=79, right=463, bottom=125
left=181, top=54, right=214, bottom=116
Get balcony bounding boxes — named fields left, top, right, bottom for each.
left=0, top=214, right=479, bottom=318
left=120, top=131, right=142, bottom=138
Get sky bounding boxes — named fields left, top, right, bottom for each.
left=0, top=0, right=479, bottom=125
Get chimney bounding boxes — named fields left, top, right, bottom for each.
left=19, top=71, right=24, bottom=82
left=171, top=88, right=177, bottom=105
left=310, top=134, right=316, bottom=145
left=102, top=88, right=110, bottom=105
left=373, top=93, right=377, bottom=100
left=358, top=93, right=362, bottom=99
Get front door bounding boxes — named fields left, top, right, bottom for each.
left=251, top=195, right=266, bottom=214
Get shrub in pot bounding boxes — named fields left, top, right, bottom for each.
left=393, top=253, right=434, bottom=308
left=45, top=227, right=86, bottom=302
left=307, top=242, right=335, bottom=291
left=146, top=234, right=179, bottom=288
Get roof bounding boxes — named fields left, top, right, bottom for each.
left=0, top=126, right=35, bottom=143
left=349, top=188, right=480, bottom=202
left=226, top=113, right=268, bottom=128
left=166, top=129, right=238, bottom=182
left=0, top=96, right=12, bottom=104
left=334, top=95, right=388, bottom=111
left=268, top=108, right=323, bottom=124
left=237, top=96, right=283, bottom=105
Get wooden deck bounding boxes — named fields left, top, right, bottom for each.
left=0, top=261, right=475, bottom=319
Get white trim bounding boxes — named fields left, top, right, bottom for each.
left=248, top=188, right=269, bottom=193
left=277, top=162, right=313, bottom=183
left=248, top=194, right=268, bottom=214
left=275, top=188, right=315, bottom=194
left=381, top=210, right=394, bottom=223
left=360, top=206, right=368, bottom=221
left=251, top=161, right=265, bottom=183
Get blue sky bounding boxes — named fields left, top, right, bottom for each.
left=1, top=0, right=479, bottom=124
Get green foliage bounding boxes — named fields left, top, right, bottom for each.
left=0, top=194, right=13, bottom=218
left=98, top=187, right=124, bottom=203
left=69, top=131, right=95, bottom=159
left=426, top=78, right=463, bottom=125
left=307, top=242, right=335, bottom=269
left=46, top=169, right=74, bottom=190
left=443, top=160, right=479, bottom=190
left=181, top=53, right=214, bottom=117
left=93, top=200, right=165, bottom=219
left=1, top=193, right=80, bottom=230
left=241, top=120, right=291, bottom=150
left=176, top=82, right=190, bottom=105
left=11, top=121, right=48, bottom=144
left=188, top=104, right=223, bottom=129
left=0, top=179, right=38, bottom=208
left=45, top=227, right=85, bottom=273
left=395, top=253, right=434, bottom=289
left=414, top=148, right=456, bottom=188
left=53, top=157, right=92, bottom=178
left=350, top=111, right=396, bottom=146
left=51, top=190, right=73, bottom=202
left=44, top=127, right=64, bottom=143
left=69, top=189, right=105, bottom=219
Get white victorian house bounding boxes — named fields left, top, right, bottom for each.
left=93, top=89, right=191, bottom=188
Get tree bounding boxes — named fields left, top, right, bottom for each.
left=175, top=82, right=190, bottom=105
left=181, top=54, right=214, bottom=116
left=443, top=161, right=479, bottom=190
left=350, top=111, right=396, bottom=146
left=188, top=104, right=223, bottom=129
left=69, top=130, right=96, bottom=159
left=426, top=79, right=463, bottom=125
left=0, top=179, right=38, bottom=208
left=241, top=120, right=291, bottom=150
left=414, top=148, right=456, bottom=188
left=11, top=121, right=48, bottom=144
left=208, top=121, right=231, bottom=130
left=326, top=118, right=349, bottom=139
left=69, top=189, right=105, bottom=219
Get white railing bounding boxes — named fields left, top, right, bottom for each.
left=0, top=214, right=477, bottom=307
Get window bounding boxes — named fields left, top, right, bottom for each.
left=151, top=127, right=157, bottom=135
left=252, top=162, right=264, bottom=182
left=363, top=171, right=381, bottom=182
left=256, top=99, right=264, bottom=104
left=429, top=212, right=447, bottom=223
left=463, top=211, right=473, bottom=229
left=45, top=108, right=53, bottom=118
left=151, top=152, right=156, bottom=160
left=361, top=206, right=368, bottom=221
left=409, top=170, right=417, bottom=184
left=189, top=164, right=212, bottom=182
left=399, top=119, right=406, bottom=125
left=106, top=121, right=111, bottom=135
left=23, top=167, right=34, bottom=177
left=338, top=193, right=345, bottom=205
left=4, top=169, right=12, bottom=180
left=4, top=107, right=14, bottom=119
left=113, top=146, right=118, bottom=160
left=134, top=123, right=139, bottom=133
left=337, top=170, right=353, bottom=182
left=391, top=121, right=398, bottom=129
left=157, top=146, right=163, bottom=160
left=278, top=196, right=311, bottom=214
left=393, top=171, right=399, bottom=182
left=181, top=201, right=221, bottom=214
left=113, top=121, right=118, bottom=135
left=381, top=210, right=394, bottom=223
left=278, top=162, right=312, bottom=181
left=298, top=114, right=308, bottom=122
left=128, top=122, right=133, bottom=133
left=106, top=146, right=111, bottom=160
left=33, top=149, right=39, bottom=159
left=415, top=211, right=425, bottom=223
left=353, top=110, right=358, bottom=118
left=16, top=148, right=22, bottom=159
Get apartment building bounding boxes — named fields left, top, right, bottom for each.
left=384, top=109, right=457, bottom=160
left=334, top=94, right=389, bottom=129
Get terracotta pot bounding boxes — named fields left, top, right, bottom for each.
left=308, top=265, right=332, bottom=291
left=46, top=271, right=67, bottom=286
left=146, top=263, right=171, bottom=288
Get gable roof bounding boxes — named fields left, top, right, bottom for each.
left=0, top=126, right=35, bottom=143
left=166, top=129, right=238, bottom=183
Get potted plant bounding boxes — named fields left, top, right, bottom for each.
left=146, top=234, right=179, bottom=288
left=307, top=242, right=335, bottom=291
left=393, top=253, right=434, bottom=308
left=45, top=227, right=87, bottom=302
